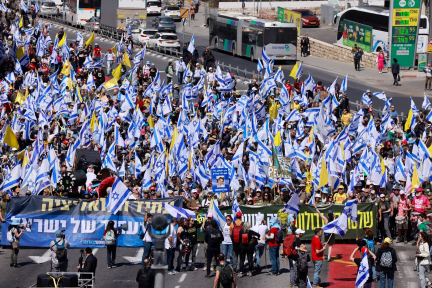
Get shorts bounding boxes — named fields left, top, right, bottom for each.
left=397, top=220, right=408, bottom=230
left=324, top=234, right=335, bottom=245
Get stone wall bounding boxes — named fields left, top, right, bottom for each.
left=297, top=37, right=378, bottom=68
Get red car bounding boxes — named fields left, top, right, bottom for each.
left=293, top=9, right=320, bottom=28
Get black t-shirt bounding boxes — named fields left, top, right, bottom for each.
left=185, top=223, right=201, bottom=245
left=136, top=267, right=155, bottom=288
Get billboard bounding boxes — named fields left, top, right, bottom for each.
left=277, top=7, right=301, bottom=36
left=342, top=19, right=373, bottom=52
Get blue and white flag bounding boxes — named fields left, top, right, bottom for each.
left=20, top=1, right=29, bottom=12
left=187, top=35, right=195, bottom=54
left=0, top=162, right=21, bottom=192
left=423, top=93, right=431, bottom=110
left=34, top=2, right=39, bottom=13
left=105, top=178, right=132, bottom=214
left=232, top=192, right=241, bottom=221
left=257, top=58, right=263, bottom=73
left=162, top=203, right=197, bottom=220
left=340, top=74, right=348, bottom=91
left=281, top=190, right=300, bottom=216
left=373, top=91, right=387, bottom=101
left=150, top=128, right=164, bottom=153
left=119, top=159, right=125, bottom=179
left=355, top=253, right=370, bottom=288
left=207, top=199, right=227, bottom=230
left=262, top=46, right=270, bottom=68
left=322, top=199, right=357, bottom=237
left=362, top=93, right=372, bottom=106
left=21, top=164, right=37, bottom=195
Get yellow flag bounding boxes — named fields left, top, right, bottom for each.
left=269, top=100, right=278, bottom=121
left=170, top=127, right=179, bottom=150
left=22, top=151, right=29, bottom=168
left=123, top=53, right=131, bottom=68
left=103, top=78, right=119, bottom=90
left=3, top=126, right=19, bottom=149
left=15, top=91, right=26, bottom=105
left=148, top=114, right=154, bottom=128
left=90, top=111, right=96, bottom=133
left=380, top=156, right=386, bottom=175
left=318, top=157, right=329, bottom=188
left=274, top=131, right=282, bottom=146
left=15, top=47, right=25, bottom=61
left=405, top=108, right=413, bottom=131
left=61, top=59, right=71, bottom=76
left=289, top=62, right=300, bottom=80
left=112, top=45, right=117, bottom=56
left=412, top=165, right=421, bottom=190
left=307, top=126, right=314, bottom=144
left=67, top=77, right=75, bottom=89
left=58, top=32, right=67, bottom=47
left=76, top=85, right=83, bottom=102
left=340, top=142, right=345, bottom=160
left=85, top=31, right=95, bottom=47
left=19, top=17, right=23, bottom=28
left=111, top=64, right=122, bottom=81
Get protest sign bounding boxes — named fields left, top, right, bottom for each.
left=211, top=168, right=230, bottom=193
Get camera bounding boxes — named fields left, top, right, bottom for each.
left=18, top=223, right=31, bottom=229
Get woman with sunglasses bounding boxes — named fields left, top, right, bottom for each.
left=184, top=216, right=200, bottom=271
left=175, top=218, right=187, bottom=272
left=262, top=192, right=272, bottom=206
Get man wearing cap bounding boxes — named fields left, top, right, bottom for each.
left=287, top=228, right=305, bottom=287
left=138, top=208, right=153, bottom=267
left=396, top=187, right=411, bottom=244
left=202, top=191, right=218, bottom=208
left=378, top=193, right=393, bottom=241
left=251, top=214, right=268, bottom=272
left=333, top=185, right=347, bottom=204
left=106, top=48, right=115, bottom=74
left=187, top=189, right=201, bottom=211
left=50, top=229, right=70, bottom=272
left=411, top=188, right=431, bottom=214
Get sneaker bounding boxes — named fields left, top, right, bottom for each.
left=396, top=237, right=401, bottom=243
left=205, top=274, right=210, bottom=278
left=172, top=270, right=179, bottom=274
left=175, top=267, right=180, bottom=272
left=247, top=271, right=252, bottom=277
left=203, top=267, right=207, bottom=271
left=404, top=238, right=408, bottom=244
left=168, top=271, right=174, bottom=275
left=238, top=272, right=243, bottom=277
left=108, top=265, right=112, bottom=269
left=181, top=267, right=187, bottom=272
left=111, top=264, right=117, bottom=268
left=210, top=267, right=214, bottom=271
left=191, top=265, right=197, bottom=271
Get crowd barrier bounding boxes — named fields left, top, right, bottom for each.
left=1, top=196, right=376, bottom=246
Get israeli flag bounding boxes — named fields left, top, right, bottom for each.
left=187, top=34, right=195, bottom=54
left=150, top=128, right=164, bottom=153
left=35, top=157, right=50, bottom=194
left=6, top=72, right=15, bottom=83
left=34, top=2, right=39, bottom=13
left=20, top=1, right=29, bottom=12
left=195, top=162, right=211, bottom=187
left=163, top=203, right=197, bottom=220
left=257, top=58, right=263, bottom=73
left=207, top=199, right=227, bottom=230
left=135, top=152, right=142, bottom=178
left=323, top=199, right=357, bottom=237
left=362, top=93, right=372, bottom=106
left=76, top=31, right=84, bottom=48
left=373, top=91, right=387, bottom=101
left=341, top=74, right=348, bottom=91
left=262, top=46, right=270, bottom=68
left=0, top=162, right=21, bottom=192
left=105, top=178, right=132, bottom=214
left=355, top=253, right=370, bottom=288
left=280, top=189, right=300, bottom=216
left=87, top=72, right=96, bottom=89
left=133, top=46, right=146, bottom=65
left=126, top=26, right=132, bottom=38
left=14, top=57, right=23, bottom=74
left=0, top=3, right=9, bottom=13
left=295, top=61, right=303, bottom=79
left=423, top=93, right=431, bottom=110
left=21, top=165, right=36, bottom=195
left=232, top=193, right=242, bottom=221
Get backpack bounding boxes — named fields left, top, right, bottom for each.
left=363, top=237, right=375, bottom=254
left=425, top=223, right=432, bottom=236
left=138, top=267, right=152, bottom=285
left=232, top=223, right=242, bottom=243
left=297, top=252, right=308, bottom=272
left=276, top=230, right=284, bottom=244
left=242, top=233, right=249, bottom=244
left=105, top=230, right=116, bottom=246
left=7, top=227, right=15, bottom=243
left=219, top=263, right=234, bottom=288
left=283, top=234, right=297, bottom=257
left=55, top=239, right=66, bottom=260
left=209, top=229, right=221, bottom=246
left=380, top=251, right=393, bottom=268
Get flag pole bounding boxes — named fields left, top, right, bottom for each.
left=324, top=227, right=336, bottom=245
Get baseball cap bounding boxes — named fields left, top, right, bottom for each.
left=416, top=188, right=424, bottom=193
left=380, top=193, right=385, bottom=198
left=295, top=228, right=305, bottom=234
left=383, top=237, right=392, bottom=244
left=207, top=213, right=213, bottom=218
left=236, top=212, right=242, bottom=218
left=338, top=185, right=344, bottom=189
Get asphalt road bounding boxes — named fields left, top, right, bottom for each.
left=0, top=239, right=422, bottom=288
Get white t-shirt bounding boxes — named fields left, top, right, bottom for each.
left=251, top=224, right=269, bottom=244
left=142, top=223, right=153, bottom=243
left=222, top=223, right=232, bottom=244
left=165, top=224, right=177, bottom=249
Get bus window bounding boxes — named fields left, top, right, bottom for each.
left=257, top=31, right=263, bottom=47
left=264, top=27, right=296, bottom=45
left=242, top=28, right=257, bottom=45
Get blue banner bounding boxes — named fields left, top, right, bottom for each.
left=1, top=196, right=183, bottom=248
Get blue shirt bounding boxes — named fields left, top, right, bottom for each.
left=390, top=111, right=398, bottom=118
left=287, top=214, right=295, bottom=232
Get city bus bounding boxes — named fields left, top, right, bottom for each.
left=64, top=0, right=101, bottom=28
left=334, top=6, right=429, bottom=53
left=209, top=13, right=298, bottom=62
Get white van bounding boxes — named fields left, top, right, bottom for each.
left=147, top=0, right=162, bottom=15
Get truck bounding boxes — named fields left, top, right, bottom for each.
left=100, top=0, right=147, bottom=34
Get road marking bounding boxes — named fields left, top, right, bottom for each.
left=178, top=273, right=187, bottom=283
left=93, top=248, right=98, bottom=255
left=123, top=248, right=144, bottom=264
left=174, top=286, right=180, bottom=288
left=29, top=249, right=51, bottom=264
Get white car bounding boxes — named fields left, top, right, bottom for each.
left=148, top=32, right=180, bottom=52
left=161, top=6, right=181, bottom=20
left=39, top=1, right=59, bottom=16
left=132, top=28, right=158, bottom=44
left=147, top=0, right=162, bottom=15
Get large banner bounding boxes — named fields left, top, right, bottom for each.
left=1, top=196, right=183, bottom=248
left=342, top=19, right=373, bottom=52
left=277, top=7, right=302, bottom=36
left=197, top=203, right=376, bottom=241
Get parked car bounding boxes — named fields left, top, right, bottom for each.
left=147, top=0, right=162, bottom=15
left=292, top=9, right=320, bottom=28
left=132, top=27, right=158, bottom=44
left=39, top=1, right=59, bottom=16
left=161, top=6, right=181, bottom=20
left=84, top=16, right=100, bottom=31
left=148, top=32, right=180, bottom=52
left=152, top=16, right=176, bottom=33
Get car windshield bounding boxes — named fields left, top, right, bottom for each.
left=161, top=35, right=177, bottom=40
left=43, top=2, right=56, bottom=7
left=160, top=17, right=173, bottom=23
left=144, top=30, right=157, bottom=35
left=132, top=29, right=141, bottom=34
left=148, top=1, right=161, bottom=6
left=300, top=10, right=315, bottom=17
left=165, top=6, right=179, bottom=10
left=91, top=17, right=100, bottom=22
